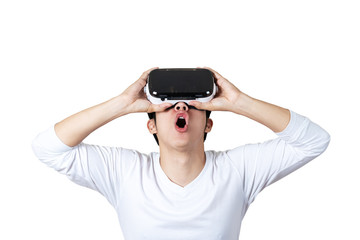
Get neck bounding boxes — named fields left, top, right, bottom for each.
left=159, top=144, right=206, bottom=188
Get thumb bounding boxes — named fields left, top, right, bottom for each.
left=147, top=103, right=172, bottom=113
left=189, top=101, right=214, bottom=111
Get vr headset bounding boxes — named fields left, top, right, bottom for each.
left=145, top=68, right=217, bottom=105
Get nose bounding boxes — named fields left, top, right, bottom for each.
left=174, top=102, right=189, bottom=111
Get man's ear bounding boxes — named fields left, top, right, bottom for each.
left=205, top=118, right=213, bottom=133
left=147, top=119, right=157, bottom=134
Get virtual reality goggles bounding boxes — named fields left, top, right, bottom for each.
left=145, top=68, right=217, bottom=105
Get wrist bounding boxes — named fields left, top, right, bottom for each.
left=232, top=92, right=255, bottom=116
left=107, top=95, right=131, bottom=119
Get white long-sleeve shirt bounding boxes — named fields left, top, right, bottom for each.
left=32, top=110, right=330, bottom=240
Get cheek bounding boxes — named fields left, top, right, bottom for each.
left=190, top=112, right=207, bottom=130
left=154, top=114, right=172, bottom=133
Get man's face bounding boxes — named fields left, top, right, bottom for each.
left=147, top=102, right=213, bottom=150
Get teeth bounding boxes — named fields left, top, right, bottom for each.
left=179, top=117, right=184, bottom=119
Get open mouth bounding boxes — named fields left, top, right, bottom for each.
left=176, top=116, right=186, bottom=128
left=175, top=114, right=188, bottom=132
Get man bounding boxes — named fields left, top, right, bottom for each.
left=32, top=67, right=330, bottom=239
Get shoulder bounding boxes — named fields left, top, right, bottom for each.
left=206, top=145, right=249, bottom=161
left=205, top=144, right=258, bottom=173
left=205, top=148, right=242, bottom=167
left=119, top=147, right=158, bottom=169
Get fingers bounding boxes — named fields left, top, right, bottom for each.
left=188, top=101, right=214, bottom=111
left=145, top=67, right=159, bottom=76
left=202, top=66, right=224, bottom=79
left=147, top=102, right=173, bottom=113
left=128, top=67, right=159, bottom=94
left=137, top=67, right=159, bottom=85
left=197, top=66, right=228, bottom=87
left=197, top=66, right=223, bottom=79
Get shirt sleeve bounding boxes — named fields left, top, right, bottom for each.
left=226, top=110, right=331, bottom=204
left=31, top=125, right=137, bottom=208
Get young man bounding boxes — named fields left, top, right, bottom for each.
left=32, top=67, right=330, bottom=240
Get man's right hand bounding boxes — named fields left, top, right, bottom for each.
left=119, top=67, right=172, bottom=115
left=54, top=67, right=171, bottom=147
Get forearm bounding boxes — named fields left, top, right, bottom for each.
left=55, top=95, right=128, bottom=147
left=234, top=92, right=291, bottom=133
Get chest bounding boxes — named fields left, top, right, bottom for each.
left=116, top=167, right=246, bottom=240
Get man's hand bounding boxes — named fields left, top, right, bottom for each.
left=190, top=67, right=290, bottom=133
left=55, top=67, right=171, bottom=147
left=189, top=67, right=245, bottom=113
left=119, top=67, right=172, bottom=115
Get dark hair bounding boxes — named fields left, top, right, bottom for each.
left=147, top=110, right=211, bottom=145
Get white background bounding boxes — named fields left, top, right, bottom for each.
left=1, top=0, right=359, bottom=239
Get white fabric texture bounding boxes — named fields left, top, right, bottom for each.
left=32, top=110, right=330, bottom=240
